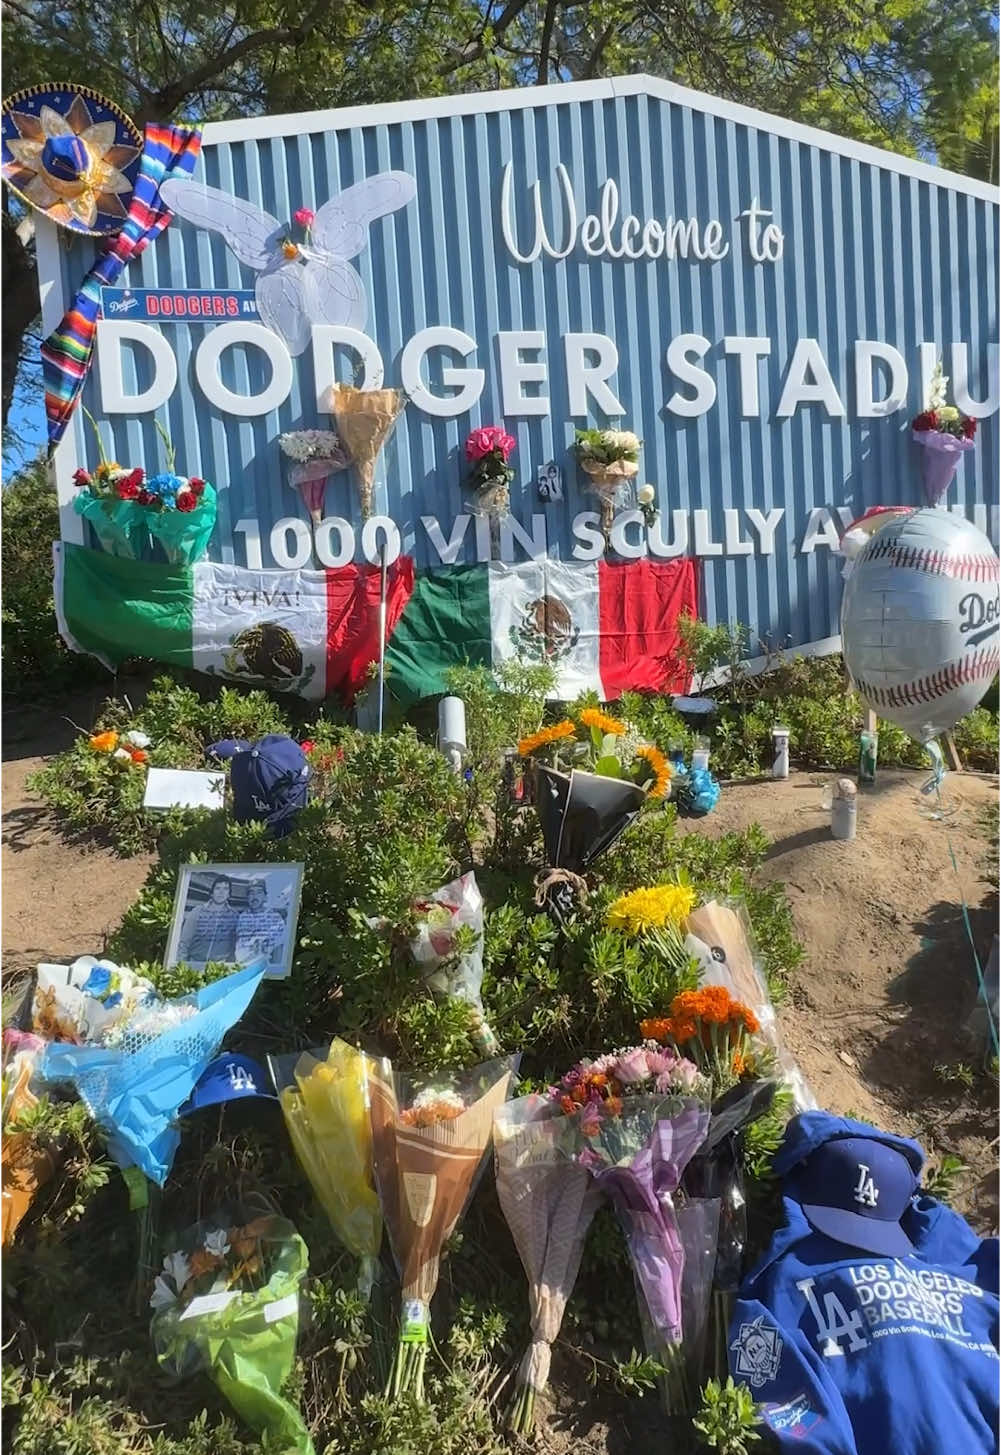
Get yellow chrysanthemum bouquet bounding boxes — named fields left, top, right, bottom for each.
left=605, top=879, right=699, bottom=996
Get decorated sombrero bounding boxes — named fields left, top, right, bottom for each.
left=2, top=83, right=142, bottom=235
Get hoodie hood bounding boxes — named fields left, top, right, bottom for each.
left=772, top=1111, right=925, bottom=1181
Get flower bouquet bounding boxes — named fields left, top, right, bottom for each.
left=606, top=880, right=698, bottom=987
left=547, top=1046, right=711, bottom=1411
left=150, top=1202, right=314, bottom=1455
left=2, top=1034, right=57, bottom=1246
left=465, top=425, right=516, bottom=518
left=640, top=986, right=765, bottom=1094
left=401, top=873, right=498, bottom=1057
left=34, top=957, right=268, bottom=1184
left=88, top=727, right=150, bottom=769
left=329, top=383, right=405, bottom=519
left=685, top=898, right=817, bottom=1112
left=518, top=707, right=671, bottom=923
left=642, top=985, right=779, bottom=1381
left=912, top=361, right=976, bottom=506
left=279, top=429, right=352, bottom=524
left=493, top=1093, right=603, bottom=1434
left=572, top=427, right=642, bottom=540
left=369, top=1054, right=518, bottom=1400
left=72, top=415, right=216, bottom=563
left=271, top=1039, right=383, bottom=1298
left=71, top=428, right=150, bottom=559
left=681, top=1079, right=777, bottom=1381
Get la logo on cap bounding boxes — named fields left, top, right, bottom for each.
left=227, top=1061, right=256, bottom=1093
left=853, top=1163, right=879, bottom=1208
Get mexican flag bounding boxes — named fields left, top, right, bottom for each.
left=54, top=544, right=697, bottom=703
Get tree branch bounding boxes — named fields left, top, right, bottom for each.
left=437, top=0, right=533, bottom=76
left=538, top=0, right=558, bottom=84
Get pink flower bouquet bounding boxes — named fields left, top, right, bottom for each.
left=465, top=425, right=516, bottom=516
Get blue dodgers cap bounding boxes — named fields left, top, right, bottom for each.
left=790, top=1135, right=920, bottom=1257
left=211, top=734, right=310, bottom=838
left=182, top=1053, right=277, bottom=1112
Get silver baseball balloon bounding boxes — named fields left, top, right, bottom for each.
left=841, top=508, right=999, bottom=743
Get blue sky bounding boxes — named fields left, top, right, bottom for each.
left=4, top=351, right=45, bottom=479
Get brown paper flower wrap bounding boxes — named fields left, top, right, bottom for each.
left=369, top=1055, right=517, bottom=1400
left=329, top=384, right=404, bottom=520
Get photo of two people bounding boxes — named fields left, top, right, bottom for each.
left=165, top=863, right=304, bottom=980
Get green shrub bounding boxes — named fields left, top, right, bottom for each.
left=1, top=458, right=105, bottom=691
left=27, top=676, right=297, bottom=856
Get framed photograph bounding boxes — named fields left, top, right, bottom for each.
left=164, top=862, right=305, bottom=981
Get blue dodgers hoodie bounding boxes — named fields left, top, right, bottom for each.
left=729, top=1114, right=999, bottom=1453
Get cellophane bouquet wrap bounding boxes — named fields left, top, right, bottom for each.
left=329, top=383, right=404, bottom=519
left=1, top=1033, right=55, bottom=1246
left=682, top=1080, right=777, bottom=1381
left=408, top=873, right=498, bottom=1057
left=271, top=1039, right=382, bottom=1298
left=34, top=957, right=268, bottom=1185
left=73, top=485, right=150, bottom=558
left=279, top=430, right=352, bottom=524
left=493, top=1093, right=602, bottom=1434
left=685, top=898, right=817, bottom=1111
left=548, top=1046, right=711, bottom=1411
left=150, top=1203, right=313, bottom=1455
left=369, top=1054, right=518, bottom=1400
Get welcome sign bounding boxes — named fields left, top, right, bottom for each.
left=41, top=74, right=999, bottom=689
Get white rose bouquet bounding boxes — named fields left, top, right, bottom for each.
left=573, top=426, right=643, bottom=540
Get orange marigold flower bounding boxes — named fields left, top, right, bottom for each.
left=669, top=1018, right=698, bottom=1043
left=640, top=1017, right=671, bottom=1043
left=128, top=747, right=148, bottom=764
left=604, top=1096, right=623, bottom=1117
left=731, top=1051, right=748, bottom=1077
left=694, top=986, right=734, bottom=1024
left=579, top=707, right=627, bottom=736
left=560, top=1095, right=576, bottom=1115
left=737, top=1003, right=760, bottom=1035
left=634, top=743, right=671, bottom=798
left=517, top=720, right=577, bottom=756
left=669, top=990, right=704, bottom=1022
left=89, top=730, right=119, bottom=753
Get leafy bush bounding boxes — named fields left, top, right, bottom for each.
left=1, top=459, right=105, bottom=692
left=693, top=1376, right=763, bottom=1452
left=27, top=677, right=297, bottom=855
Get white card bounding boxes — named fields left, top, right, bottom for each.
left=143, top=769, right=225, bottom=812
left=179, top=1290, right=238, bottom=1320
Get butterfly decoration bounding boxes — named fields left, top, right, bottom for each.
left=158, top=172, right=417, bottom=355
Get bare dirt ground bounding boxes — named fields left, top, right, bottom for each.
left=681, top=768, right=1000, bottom=1231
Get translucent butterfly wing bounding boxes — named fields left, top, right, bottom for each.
left=256, top=263, right=313, bottom=356
left=158, top=179, right=284, bottom=271
left=302, top=257, right=367, bottom=332
left=312, top=171, right=417, bottom=260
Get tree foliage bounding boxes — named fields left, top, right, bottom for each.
left=2, top=0, right=996, bottom=429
